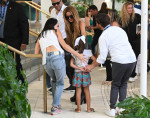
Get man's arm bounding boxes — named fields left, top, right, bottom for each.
left=86, top=60, right=100, bottom=72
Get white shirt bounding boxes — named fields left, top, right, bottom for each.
left=51, top=4, right=67, bottom=39
left=97, top=26, right=136, bottom=64
left=72, top=49, right=93, bottom=72
left=39, top=30, right=64, bottom=65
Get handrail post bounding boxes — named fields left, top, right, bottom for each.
left=43, top=68, right=47, bottom=113
left=38, top=58, right=40, bottom=81
left=14, top=52, right=16, bottom=60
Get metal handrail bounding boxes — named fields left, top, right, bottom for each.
left=0, top=41, right=48, bottom=112
left=71, top=2, right=89, bottom=8
left=16, top=1, right=50, bottom=17
left=29, top=29, right=39, bottom=37
left=0, top=41, right=42, bottom=58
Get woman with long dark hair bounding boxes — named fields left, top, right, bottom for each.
left=99, top=2, right=109, bottom=14
left=34, top=18, right=86, bottom=115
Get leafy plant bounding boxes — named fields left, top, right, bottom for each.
left=77, top=0, right=93, bottom=6
left=115, top=94, right=150, bottom=118
left=0, top=45, right=31, bottom=118
left=73, top=4, right=87, bottom=18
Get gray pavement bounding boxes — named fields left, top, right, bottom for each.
left=27, top=67, right=150, bottom=118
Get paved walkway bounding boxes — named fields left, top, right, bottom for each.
left=27, top=67, right=150, bottom=118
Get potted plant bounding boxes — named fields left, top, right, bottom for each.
left=0, top=45, right=31, bottom=118
left=116, top=94, right=150, bottom=118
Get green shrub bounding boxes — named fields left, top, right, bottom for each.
left=0, top=45, right=31, bottom=118
left=116, top=94, right=150, bottom=118
left=74, top=4, right=87, bottom=18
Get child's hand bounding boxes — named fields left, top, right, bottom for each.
left=79, top=67, right=87, bottom=72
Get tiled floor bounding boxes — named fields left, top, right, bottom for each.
left=27, top=67, right=150, bottom=118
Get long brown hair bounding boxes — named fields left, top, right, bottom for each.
left=120, top=2, right=135, bottom=28
left=63, top=5, right=80, bottom=48
left=108, top=9, right=119, bottom=23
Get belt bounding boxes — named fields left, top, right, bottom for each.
left=46, top=51, right=61, bottom=56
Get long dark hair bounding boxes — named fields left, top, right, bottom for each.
left=63, top=6, right=80, bottom=48
left=99, top=2, right=108, bottom=14
left=38, top=18, right=58, bottom=39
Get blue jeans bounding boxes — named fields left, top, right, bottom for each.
left=46, top=73, right=51, bottom=88
left=44, top=52, right=66, bottom=107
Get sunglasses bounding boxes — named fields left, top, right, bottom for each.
left=65, top=15, right=73, bottom=20
left=52, top=0, right=61, bottom=6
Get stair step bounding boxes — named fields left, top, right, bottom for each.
left=21, top=57, right=42, bottom=70
left=24, top=64, right=43, bottom=83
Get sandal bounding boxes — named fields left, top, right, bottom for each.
left=102, top=81, right=109, bottom=85
left=75, top=108, right=81, bottom=113
left=102, top=81, right=112, bottom=85
left=87, top=108, right=95, bottom=113
left=107, top=81, right=112, bottom=85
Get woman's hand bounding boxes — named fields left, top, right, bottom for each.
left=78, top=54, right=88, bottom=64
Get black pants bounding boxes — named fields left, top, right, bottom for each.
left=91, top=35, right=99, bottom=55
left=110, top=62, right=136, bottom=108
left=15, top=52, right=24, bottom=83
left=130, top=40, right=140, bottom=77
left=65, top=52, right=74, bottom=85
left=105, top=59, right=112, bottom=81
left=0, top=38, right=24, bottom=83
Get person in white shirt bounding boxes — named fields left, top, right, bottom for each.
left=51, top=0, right=67, bottom=39
left=34, top=18, right=87, bottom=115
left=86, top=13, right=136, bottom=117
left=51, top=0, right=75, bottom=91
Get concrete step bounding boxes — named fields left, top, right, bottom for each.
left=21, top=23, right=42, bottom=83
left=21, top=57, right=42, bottom=70
left=24, top=64, right=43, bottom=83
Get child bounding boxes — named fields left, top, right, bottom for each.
left=70, top=36, right=96, bottom=113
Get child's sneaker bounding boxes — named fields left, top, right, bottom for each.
left=58, top=105, right=62, bottom=110
left=51, top=107, right=62, bottom=115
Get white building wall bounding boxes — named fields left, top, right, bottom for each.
left=93, top=0, right=105, bottom=11
left=107, top=1, right=123, bottom=11
left=41, top=0, right=52, bottom=29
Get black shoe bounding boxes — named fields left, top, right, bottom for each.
left=70, top=95, right=76, bottom=102
left=147, top=64, right=150, bottom=72
left=63, top=85, right=75, bottom=92
left=47, top=88, right=52, bottom=93
left=75, top=98, right=86, bottom=105
left=75, top=97, right=86, bottom=105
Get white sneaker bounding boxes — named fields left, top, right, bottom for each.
left=105, top=109, right=116, bottom=117
left=134, top=76, right=138, bottom=80
left=129, top=76, right=137, bottom=82
left=118, top=108, right=125, bottom=115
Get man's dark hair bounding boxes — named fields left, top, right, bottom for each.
left=96, top=13, right=110, bottom=28
left=127, top=0, right=134, bottom=3
left=89, top=5, right=98, bottom=11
